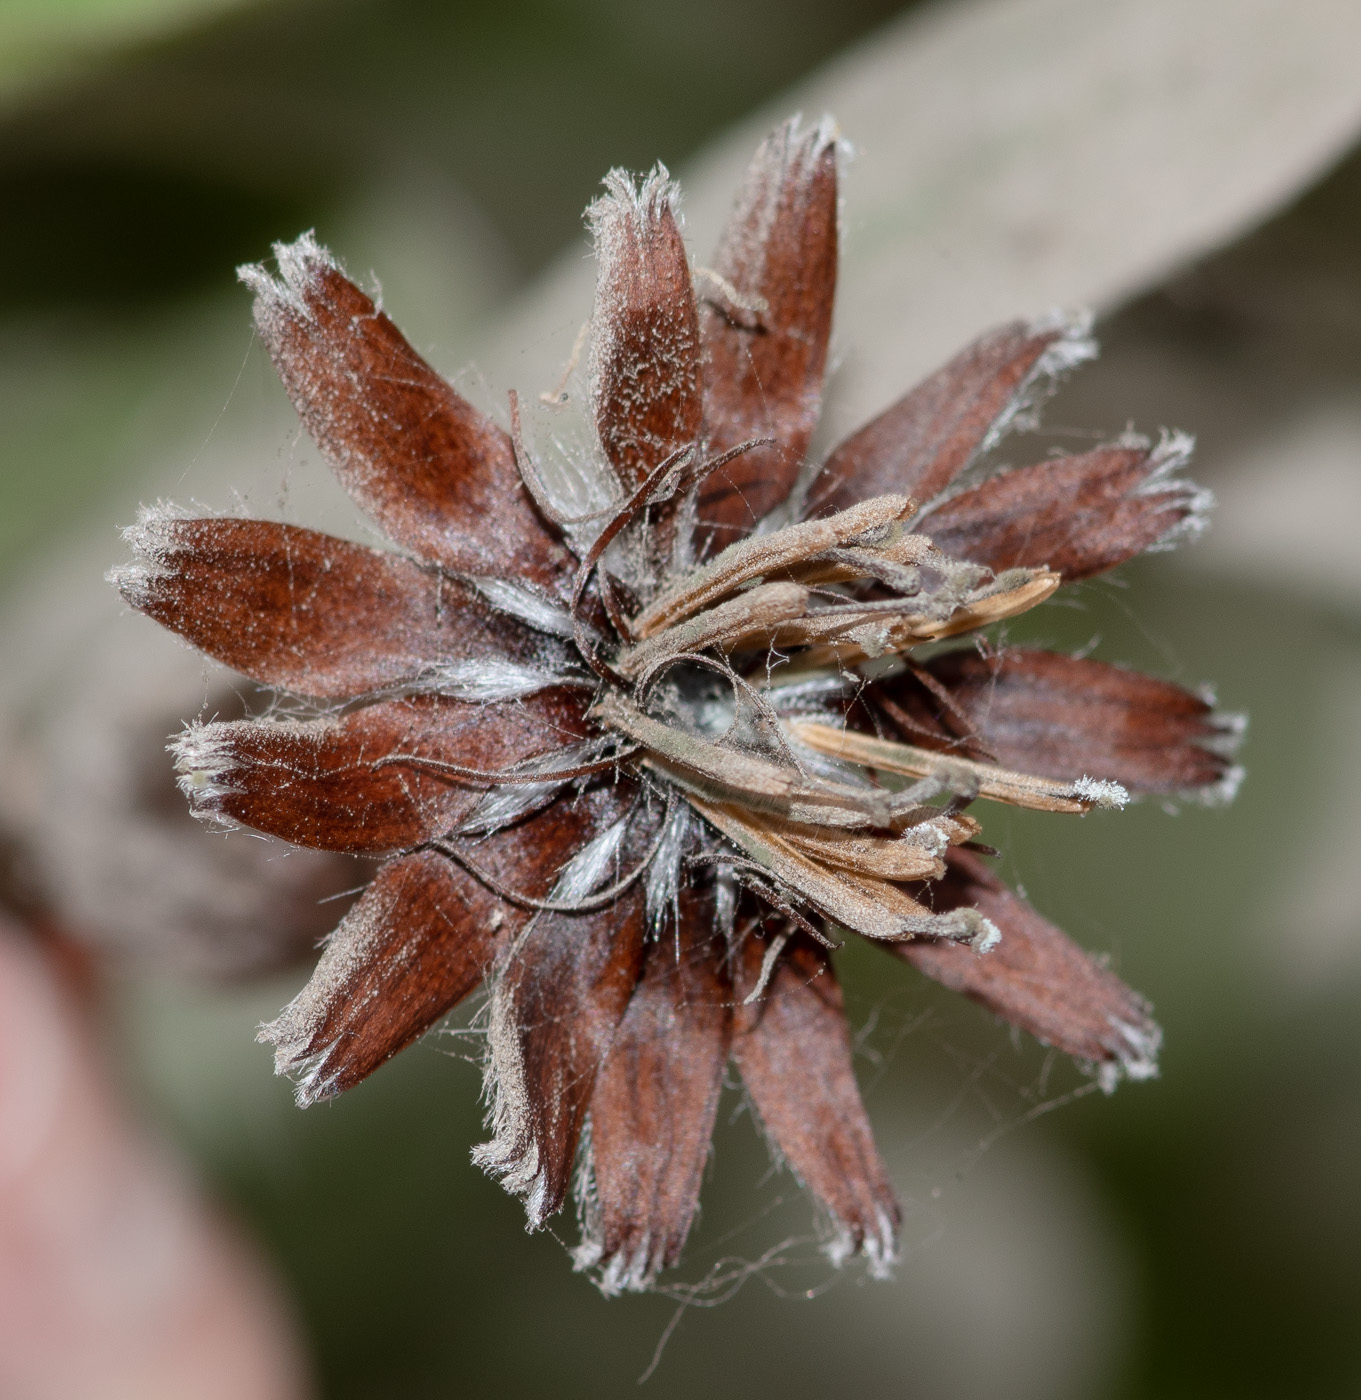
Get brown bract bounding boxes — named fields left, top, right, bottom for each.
left=110, top=114, right=1240, bottom=1293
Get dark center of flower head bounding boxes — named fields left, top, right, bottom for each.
left=110, top=115, right=1240, bottom=1296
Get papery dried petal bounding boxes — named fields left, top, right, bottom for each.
left=790, top=719, right=1128, bottom=813
left=894, top=850, right=1161, bottom=1086
left=920, top=433, right=1209, bottom=581
left=733, top=934, right=900, bottom=1274
left=576, top=890, right=731, bottom=1293
left=688, top=794, right=993, bottom=946
left=113, top=514, right=565, bottom=700
left=632, top=493, right=912, bottom=639
left=697, top=117, right=839, bottom=550
left=173, top=693, right=588, bottom=853
left=813, top=315, right=1094, bottom=513
left=261, top=790, right=619, bottom=1103
left=241, top=234, right=571, bottom=589
left=588, top=168, right=702, bottom=492
left=763, top=568, right=1059, bottom=663
left=597, top=695, right=894, bottom=831
left=617, top=581, right=810, bottom=682
left=878, top=647, right=1241, bottom=799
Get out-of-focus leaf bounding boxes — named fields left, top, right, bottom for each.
left=0, top=0, right=263, bottom=111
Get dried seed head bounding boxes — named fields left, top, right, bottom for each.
left=110, top=112, right=1241, bottom=1293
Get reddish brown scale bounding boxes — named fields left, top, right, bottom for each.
left=814, top=319, right=1072, bottom=513
left=118, top=518, right=551, bottom=700
left=589, top=177, right=702, bottom=493
left=732, top=932, right=901, bottom=1269
left=697, top=118, right=839, bottom=551
left=179, top=693, right=589, bottom=854
left=895, top=850, right=1159, bottom=1074
left=877, top=648, right=1230, bottom=794
left=583, top=889, right=731, bottom=1290
left=263, top=789, right=623, bottom=1103
left=479, top=794, right=657, bottom=1225
left=244, top=239, right=572, bottom=590
left=921, top=441, right=1198, bottom=580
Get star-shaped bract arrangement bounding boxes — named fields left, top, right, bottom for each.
left=112, top=117, right=1240, bottom=1294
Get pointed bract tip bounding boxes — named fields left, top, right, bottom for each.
left=1096, top=1013, right=1163, bottom=1093
left=168, top=721, right=241, bottom=824
left=572, top=1235, right=668, bottom=1297
left=119, top=497, right=196, bottom=553
left=587, top=163, right=681, bottom=238
left=255, top=1002, right=337, bottom=1108
left=823, top=1204, right=899, bottom=1279
left=769, top=110, right=844, bottom=164
left=109, top=500, right=197, bottom=607
left=1028, top=306, right=1099, bottom=375
left=1138, top=429, right=1215, bottom=552
left=1189, top=762, right=1246, bottom=808
left=978, top=309, right=1098, bottom=451
left=237, top=229, right=340, bottom=320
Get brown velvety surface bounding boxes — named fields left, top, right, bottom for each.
left=697, top=119, right=838, bottom=550
left=247, top=240, right=571, bottom=590
left=181, top=692, right=588, bottom=853
left=732, top=933, right=900, bottom=1262
left=921, top=442, right=1197, bottom=581
left=585, top=889, right=731, bottom=1287
left=590, top=187, right=702, bottom=493
left=120, top=518, right=553, bottom=700
left=814, top=319, right=1065, bottom=513
left=263, top=791, right=616, bottom=1101
left=895, top=849, right=1159, bottom=1069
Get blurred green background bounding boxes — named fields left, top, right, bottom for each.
left=3, top=1, right=1361, bottom=1396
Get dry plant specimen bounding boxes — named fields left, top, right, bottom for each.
left=111, top=116, right=1241, bottom=1294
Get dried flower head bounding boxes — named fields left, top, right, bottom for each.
left=111, top=115, right=1241, bottom=1293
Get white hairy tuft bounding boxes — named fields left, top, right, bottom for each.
left=1180, top=705, right=1247, bottom=807
left=824, top=1205, right=899, bottom=1279
left=467, top=576, right=577, bottom=639
left=1138, top=429, right=1216, bottom=552
left=1073, top=775, right=1130, bottom=810
left=1096, top=1014, right=1164, bottom=1094
left=902, top=821, right=951, bottom=858
left=896, top=905, right=999, bottom=949
left=168, top=722, right=241, bottom=825
left=270, top=1041, right=339, bottom=1108
left=552, top=815, right=632, bottom=904
left=644, top=802, right=692, bottom=935
left=409, top=658, right=576, bottom=703
left=236, top=229, right=339, bottom=322
left=587, top=163, right=683, bottom=243
left=107, top=500, right=202, bottom=606
left=456, top=739, right=608, bottom=837
left=970, top=915, right=1002, bottom=955
left=1189, top=763, right=1246, bottom=808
